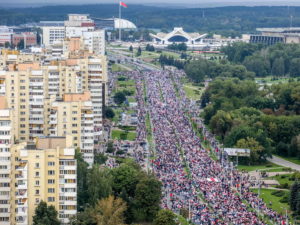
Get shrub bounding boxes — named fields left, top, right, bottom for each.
left=271, top=190, right=285, bottom=197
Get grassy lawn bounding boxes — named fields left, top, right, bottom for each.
left=111, top=129, right=136, bottom=141
left=116, top=79, right=136, bottom=95
left=269, top=173, right=294, bottom=188
left=183, top=83, right=203, bottom=100
left=237, top=162, right=285, bottom=172
left=252, top=188, right=290, bottom=215
left=127, top=97, right=136, bottom=103
left=181, top=77, right=204, bottom=100
left=118, top=80, right=135, bottom=86
left=112, top=108, right=123, bottom=123
left=111, top=63, right=129, bottom=72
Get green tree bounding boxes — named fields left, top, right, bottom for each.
left=136, top=46, right=142, bottom=57
left=210, top=110, right=233, bottom=140
left=17, top=39, right=25, bottom=50
left=70, top=207, right=96, bottom=225
left=93, top=196, right=127, bottom=225
left=243, top=55, right=270, bottom=77
left=75, top=149, right=89, bottom=210
left=33, top=201, right=60, bottom=225
left=106, top=141, right=115, bottom=154
left=290, top=181, right=300, bottom=211
left=4, top=42, right=10, bottom=48
left=104, top=107, right=115, bottom=119
left=87, top=165, right=113, bottom=206
left=290, top=135, right=300, bottom=157
left=236, top=137, right=264, bottom=164
left=94, top=153, right=108, bottom=165
left=129, top=45, right=133, bottom=52
left=133, top=176, right=162, bottom=221
left=113, top=91, right=126, bottom=105
left=290, top=58, right=300, bottom=77
left=111, top=162, right=141, bottom=197
left=271, top=57, right=285, bottom=76
left=154, top=209, right=178, bottom=225
left=184, top=60, right=207, bottom=83
left=296, top=192, right=300, bottom=215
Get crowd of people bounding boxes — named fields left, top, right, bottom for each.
left=131, top=68, right=288, bottom=224
left=109, top=68, right=288, bottom=224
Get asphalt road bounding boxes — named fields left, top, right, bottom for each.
left=268, top=155, right=300, bottom=172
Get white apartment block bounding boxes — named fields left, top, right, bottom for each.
left=0, top=99, right=13, bottom=225
left=41, top=25, right=65, bottom=46
left=83, top=30, right=105, bottom=55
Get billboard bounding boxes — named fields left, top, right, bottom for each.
left=224, top=148, right=251, bottom=157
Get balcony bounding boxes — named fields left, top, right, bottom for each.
left=29, top=120, right=44, bottom=125
left=16, top=190, right=27, bottom=199
left=16, top=183, right=27, bottom=190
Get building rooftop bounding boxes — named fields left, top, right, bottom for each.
left=35, top=136, right=70, bottom=149
left=0, top=96, right=8, bottom=109
left=63, top=91, right=91, bottom=102
left=257, top=27, right=300, bottom=33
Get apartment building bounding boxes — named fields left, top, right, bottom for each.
left=49, top=92, right=95, bottom=165
left=0, top=96, right=14, bottom=225
left=0, top=96, right=77, bottom=225
left=11, top=136, right=77, bottom=225
left=40, top=22, right=65, bottom=46
left=12, top=32, right=37, bottom=47
left=0, top=26, right=13, bottom=45
left=40, top=14, right=105, bottom=56
left=0, top=39, right=107, bottom=162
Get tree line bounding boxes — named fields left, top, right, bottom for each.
left=222, top=42, right=300, bottom=77
left=3, top=6, right=300, bottom=36
left=159, top=55, right=185, bottom=70
left=201, top=78, right=300, bottom=164
left=184, top=58, right=255, bottom=83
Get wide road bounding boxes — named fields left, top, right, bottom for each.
left=268, top=155, right=300, bottom=172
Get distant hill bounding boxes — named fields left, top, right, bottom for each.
left=0, top=5, right=300, bottom=35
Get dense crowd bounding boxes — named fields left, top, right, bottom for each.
left=110, top=68, right=288, bottom=224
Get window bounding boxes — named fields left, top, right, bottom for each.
left=48, top=170, right=55, bottom=175
left=48, top=188, right=55, bottom=193
left=48, top=162, right=55, bottom=166
left=48, top=179, right=55, bottom=184
left=35, top=171, right=39, bottom=177
left=35, top=180, right=40, bottom=186
left=35, top=190, right=39, bottom=195
left=35, top=163, right=39, bottom=168
left=35, top=198, right=39, bottom=204
left=48, top=197, right=55, bottom=202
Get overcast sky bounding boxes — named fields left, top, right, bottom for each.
left=2, top=0, right=300, bottom=7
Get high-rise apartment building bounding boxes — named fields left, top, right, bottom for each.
left=49, top=92, right=95, bottom=165
left=40, top=14, right=105, bottom=56
left=0, top=37, right=107, bottom=165
left=0, top=22, right=107, bottom=224
left=0, top=96, right=14, bottom=225
left=11, top=136, right=77, bottom=225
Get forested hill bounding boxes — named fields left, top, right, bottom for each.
left=1, top=5, right=300, bottom=35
